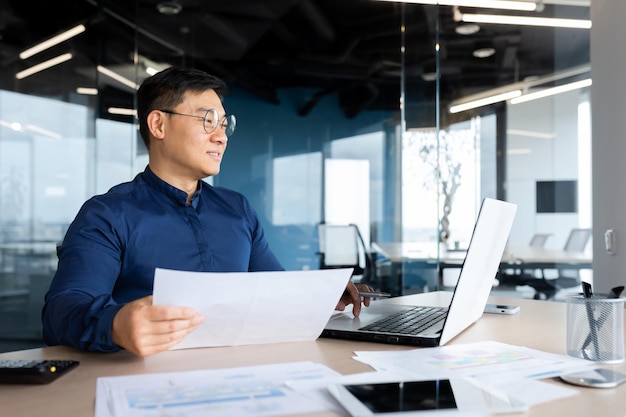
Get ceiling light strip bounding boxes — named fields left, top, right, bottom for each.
left=26, top=124, right=62, bottom=139
left=507, top=129, right=556, bottom=139
left=460, top=13, right=592, bottom=29
left=509, top=78, right=592, bottom=104
left=448, top=64, right=590, bottom=113
left=449, top=90, right=521, bottom=113
left=375, top=0, right=537, bottom=11
left=15, top=53, right=73, bottom=79
left=108, top=107, right=137, bottom=117
left=97, top=66, right=139, bottom=89
left=76, top=87, right=98, bottom=95
left=19, top=24, right=86, bottom=60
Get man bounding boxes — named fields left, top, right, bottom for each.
left=42, top=67, right=370, bottom=357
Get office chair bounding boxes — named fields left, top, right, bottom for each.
left=316, top=223, right=376, bottom=288
left=529, top=233, right=551, bottom=247
left=524, top=228, right=592, bottom=300
left=497, top=233, right=551, bottom=286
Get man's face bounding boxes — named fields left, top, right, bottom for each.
left=159, top=89, right=229, bottom=179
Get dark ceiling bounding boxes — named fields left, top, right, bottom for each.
left=1, top=0, right=590, bottom=120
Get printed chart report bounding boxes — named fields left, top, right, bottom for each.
left=94, top=361, right=342, bottom=417
left=353, top=340, right=593, bottom=384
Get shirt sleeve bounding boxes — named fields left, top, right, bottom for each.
left=42, top=197, right=126, bottom=352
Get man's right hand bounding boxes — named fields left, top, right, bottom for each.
left=111, top=295, right=205, bottom=357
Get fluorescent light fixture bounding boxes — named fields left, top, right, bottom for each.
left=507, top=129, right=556, bottom=139
left=76, top=87, right=98, bottom=95
left=449, top=90, right=521, bottom=113
left=15, top=53, right=73, bottom=79
left=375, top=0, right=537, bottom=11
left=0, top=120, right=22, bottom=131
left=509, top=78, right=592, bottom=104
left=97, top=65, right=139, bottom=89
left=448, top=64, right=590, bottom=114
left=145, top=66, right=159, bottom=76
left=108, top=107, right=137, bottom=117
left=473, top=47, right=496, bottom=58
left=19, top=24, right=86, bottom=60
left=460, top=13, right=591, bottom=29
left=507, top=148, right=532, bottom=155
left=26, top=124, right=62, bottom=139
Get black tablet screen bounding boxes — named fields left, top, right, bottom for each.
left=344, top=380, right=457, bottom=413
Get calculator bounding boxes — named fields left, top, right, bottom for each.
left=0, top=359, right=79, bottom=384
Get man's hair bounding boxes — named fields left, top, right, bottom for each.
left=136, top=66, right=228, bottom=149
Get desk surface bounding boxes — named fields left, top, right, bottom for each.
left=1, top=293, right=623, bottom=417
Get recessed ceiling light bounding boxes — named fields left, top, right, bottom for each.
left=473, top=47, right=496, bottom=58
left=157, top=1, right=182, bottom=15
left=455, top=23, right=480, bottom=35
left=422, top=72, right=437, bottom=81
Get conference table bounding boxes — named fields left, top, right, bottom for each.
left=371, top=242, right=592, bottom=295
left=1, top=292, right=623, bottom=417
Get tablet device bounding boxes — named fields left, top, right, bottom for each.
left=328, top=378, right=527, bottom=416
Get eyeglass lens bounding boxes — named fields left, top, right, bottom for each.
left=204, top=108, right=236, bottom=137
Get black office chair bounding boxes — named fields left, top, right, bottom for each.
left=316, top=223, right=376, bottom=288
left=524, top=228, right=592, bottom=300
left=497, top=233, right=551, bottom=286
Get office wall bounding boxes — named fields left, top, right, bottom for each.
left=591, top=0, right=626, bottom=293
left=506, top=90, right=588, bottom=248
left=214, top=86, right=392, bottom=191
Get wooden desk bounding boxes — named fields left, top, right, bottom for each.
left=1, top=293, right=623, bottom=417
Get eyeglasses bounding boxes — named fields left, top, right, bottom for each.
left=159, top=108, right=236, bottom=137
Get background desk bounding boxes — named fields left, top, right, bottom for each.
left=371, top=242, right=592, bottom=295
left=0, top=293, right=623, bottom=417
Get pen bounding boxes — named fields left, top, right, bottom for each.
left=609, top=285, right=625, bottom=299
left=580, top=285, right=624, bottom=353
left=343, top=290, right=391, bottom=298
left=357, top=291, right=391, bottom=298
left=581, top=282, right=600, bottom=360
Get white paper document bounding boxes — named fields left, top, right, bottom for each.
left=353, top=340, right=593, bottom=384
left=95, top=361, right=343, bottom=417
left=152, top=267, right=352, bottom=349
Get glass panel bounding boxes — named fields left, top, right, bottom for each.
left=432, top=2, right=591, bottom=300
left=0, top=0, right=592, bottom=352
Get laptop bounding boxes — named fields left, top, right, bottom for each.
left=320, top=197, right=517, bottom=347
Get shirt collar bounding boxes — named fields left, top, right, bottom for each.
left=143, top=165, right=203, bottom=208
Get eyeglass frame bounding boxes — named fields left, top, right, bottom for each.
left=158, top=108, right=236, bottom=137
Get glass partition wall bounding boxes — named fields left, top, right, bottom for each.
left=0, top=0, right=591, bottom=351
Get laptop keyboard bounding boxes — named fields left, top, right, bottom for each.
left=360, top=306, right=447, bottom=334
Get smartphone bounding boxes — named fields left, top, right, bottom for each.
left=484, top=304, right=520, bottom=315
left=328, top=378, right=527, bottom=416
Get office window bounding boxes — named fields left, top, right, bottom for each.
left=401, top=119, right=480, bottom=247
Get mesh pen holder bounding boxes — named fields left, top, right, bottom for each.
left=566, top=293, right=625, bottom=363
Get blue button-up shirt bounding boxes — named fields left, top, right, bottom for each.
left=42, top=166, right=283, bottom=352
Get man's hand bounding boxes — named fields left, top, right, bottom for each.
left=335, top=281, right=374, bottom=318
left=111, top=295, right=205, bottom=357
